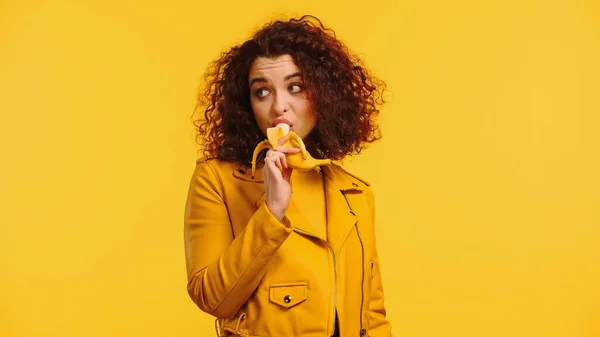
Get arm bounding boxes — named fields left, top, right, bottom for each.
left=366, top=188, right=393, bottom=336
left=184, top=161, right=293, bottom=318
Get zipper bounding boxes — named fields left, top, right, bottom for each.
left=342, top=190, right=366, bottom=336
left=355, top=224, right=366, bottom=336
left=293, top=227, right=338, bottom=335
left=327, top=241, right=337, bottom=336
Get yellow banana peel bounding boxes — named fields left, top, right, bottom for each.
left=251, top=123, right=331, bottom=177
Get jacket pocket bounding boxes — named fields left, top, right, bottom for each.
left=269, top=281, right=308, bottom=308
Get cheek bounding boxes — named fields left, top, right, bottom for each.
left=300, top=100, right=317, bottom=123
left=250, top=100, right=265, bottom=119
left=294, top=97, right=311, bottom=114
left=251, top=101, right=270, bottom=132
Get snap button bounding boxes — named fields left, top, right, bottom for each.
left=270, top=282, right=307, bottom=308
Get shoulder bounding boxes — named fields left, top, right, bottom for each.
left=329, top=163, right=377, bottom=211
left=195, top=157, right=235, bottom=171
left=188, top=158, right=243, bottom=198
left=329, top=163, right=371, bottom=188
left=191, top=157, right=236, bottom=181
left=194, top=157, right=263, bottom=184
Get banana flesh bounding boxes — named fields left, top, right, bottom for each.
left=251, top=123, right=331, bottom=177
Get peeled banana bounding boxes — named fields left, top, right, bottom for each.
left=251, top=123, right=331, bottom=177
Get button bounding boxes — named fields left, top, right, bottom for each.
left=360, top=328, right=367, bottom=336
left=283, top=295, right=292, bottom=303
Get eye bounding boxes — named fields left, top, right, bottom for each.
left=289, top=83, right=304, bottom=93
left=255, top=88, right=270, bottom=98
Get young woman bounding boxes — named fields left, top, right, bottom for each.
left=184, top=15, right=392, bottom=337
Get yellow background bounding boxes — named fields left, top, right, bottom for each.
left=1, top=0, right=599, bottom=336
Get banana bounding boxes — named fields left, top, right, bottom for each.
left=251, top=123, right=331, bottom=177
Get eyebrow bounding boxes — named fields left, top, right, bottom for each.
left=249, top=72, right=302, bottom=86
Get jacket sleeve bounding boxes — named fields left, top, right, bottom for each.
left=184, top=161, right=293, bottom=318
left=366, top=187, right=393, bottom=336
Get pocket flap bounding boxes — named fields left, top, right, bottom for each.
left=269, top=281, right=308, bottom=308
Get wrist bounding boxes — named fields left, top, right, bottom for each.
left=266, top=203, right=285, bottom=222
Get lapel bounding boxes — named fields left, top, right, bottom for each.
left=320, top=165, right=364, bottom=252
left=238, top=163, right=365, bottom=251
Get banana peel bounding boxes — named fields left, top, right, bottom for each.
left=251, top=123, right=331, bottom=177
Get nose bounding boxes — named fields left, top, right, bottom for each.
left=272, top=91, right=290, bottom=115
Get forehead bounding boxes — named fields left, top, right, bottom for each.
left=249, top=55, right=300, bottom=81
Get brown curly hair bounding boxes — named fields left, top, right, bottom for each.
left=193, top=14, right=386, bottom=167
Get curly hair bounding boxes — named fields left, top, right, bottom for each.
left=193, top=14, right=386, bottom=167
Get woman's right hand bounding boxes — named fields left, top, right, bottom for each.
left=263, top=135, right=300, bottom=222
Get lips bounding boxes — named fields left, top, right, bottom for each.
left=272, top=117, right=294, bottom=130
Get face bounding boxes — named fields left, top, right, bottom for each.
left=248, top=54, right=317, bottom=140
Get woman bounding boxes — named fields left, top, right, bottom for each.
left=184, top=15, right=392, bottom=337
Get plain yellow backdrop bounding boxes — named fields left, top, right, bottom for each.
left=1, top=0, right=599, bottom=336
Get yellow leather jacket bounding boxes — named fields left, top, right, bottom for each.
left=184, top=158, right=392, bottom=337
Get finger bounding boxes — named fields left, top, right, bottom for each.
left=266, top=150, right=287, bottom=163
left=265, top=157, right=281, bottom=177
left=264, top=153, right=281, bottom=168
left=265, top=152, right=287, bottom=174
left=271, top=153, right=284, bottom=170
left=277, top=134, right=290, bottom=146
left=282, top=166, right=293, bottom=182
left=275, top=146, right=300, bottom=154
left=271, top=151, right=288, bottom=169
left=266, top=150, right=289, bottom=172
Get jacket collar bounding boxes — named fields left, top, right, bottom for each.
left=233, top=163, right=366, bottom=192
left=237, top=163, right=367, bottom=250
left=320, top=164, right=366, bottom=192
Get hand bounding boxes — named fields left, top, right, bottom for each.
left=263, top=135, right=300, bottom=222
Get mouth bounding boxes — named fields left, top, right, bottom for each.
left=272, top=118, right=294, bottom=130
